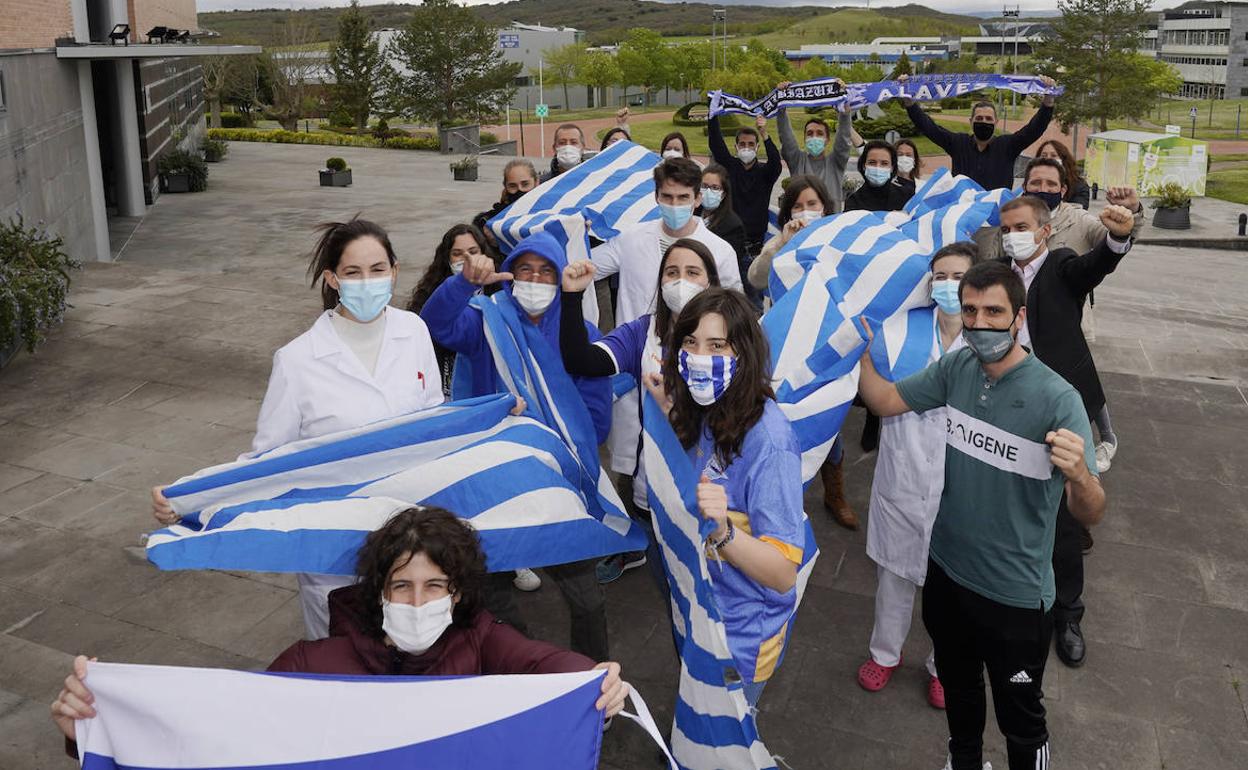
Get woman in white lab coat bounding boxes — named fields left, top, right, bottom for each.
left=857, top=242, right=974, bottom=710
left=152, top=217, right=444, bottom=640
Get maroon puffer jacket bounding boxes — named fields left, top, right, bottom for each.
left=266, top=584, right=594, bottom=676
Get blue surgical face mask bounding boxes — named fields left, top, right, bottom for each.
left=336, top=276, right=392, bottom=322
left=930, top=279, right=961, bottom=314
left=700, top=187, right=723, bottom=211
left=659, top=202, right=694, bottom=231
left=678, top=350, right=737, bottom=406
left=805, top=136, right=826, bottom=156
left=864, top=166, right=892, bottom=187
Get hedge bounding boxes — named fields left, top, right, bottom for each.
left=207, top=128, right=439, bottom=151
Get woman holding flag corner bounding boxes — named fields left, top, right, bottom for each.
left=642, top=288, right=806, bottom=708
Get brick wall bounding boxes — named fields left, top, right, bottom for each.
left=0, top=0, right=73, bottom=50
left=136, top=56, right=204, bottom=203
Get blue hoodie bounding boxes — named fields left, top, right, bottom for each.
left=420, top=231, right=612, bottom=443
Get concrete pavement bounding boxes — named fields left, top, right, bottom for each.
left=0, top=142, right=1245, bottom=769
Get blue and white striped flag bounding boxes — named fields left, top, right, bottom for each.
left=147, top=291, right=647, bottom=574
left=764, top=170, right=1013, bottom=481
left=488, top=140, right=661, bottom=261
left=642, top=394, right=819, bottom=770
left=74, top=663, right=613, bottom=769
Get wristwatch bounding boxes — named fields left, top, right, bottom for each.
left=708, top=518, right=735, bottom=550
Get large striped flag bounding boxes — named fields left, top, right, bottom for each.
left=764, top=170, right=1014, bottom=481
left=642, top=393, right=819, bottom=770
left=146, top=291, right=647, bottom=574
left=487, top=140, right=660, bottom=261
left=74, top=663, right=641, bottom=769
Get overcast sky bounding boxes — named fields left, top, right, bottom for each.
left=195, top=1, right=1172, bottom=15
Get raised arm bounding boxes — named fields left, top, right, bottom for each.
left=904, top=102, right=958, bottom=155
left=559, top=262, right=619, bottom=377
left=830, top=105, right=854, bottom=177
left=1057, top=204, right=1134, bottom=297
left=1004, top=100, right=1054, bottom=156
left=775, top=92, right=802, bottom=171
left=857, top=338, right=913, bottom=418
left=707, top=114, right=733, bottom=166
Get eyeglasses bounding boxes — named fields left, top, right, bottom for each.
left=513, top=264, right=557, bottom=279
left=701, top=184, right=723, bottom=193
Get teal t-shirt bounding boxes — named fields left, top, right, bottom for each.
left=895, top=349, right=1097, bottom=610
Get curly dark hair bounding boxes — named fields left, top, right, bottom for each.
left=407, top=223, right=499, bottom=314
left=307, top=216, right=398, bottom=311
left=354, top=506, right=487, bottom=639
left=661, top=288, right=773, bottom=467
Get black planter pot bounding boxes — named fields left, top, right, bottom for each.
left=162, top=173, right=191, bottom=193
left=1152, top=205, right=1191, bottom=230
left=0, top=334, right=20, bottom=369
left=319, top=169, right=353, bottom=187
left=452, top=166, right=478, bottom=182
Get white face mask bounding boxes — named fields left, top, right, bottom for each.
left=556, top=145, right=582, bottom=169
left=512, top=280, right=557, bottom=316
left=737, top=147, right=757, bottom=165
left=796, top=209, right=823, bottom=225
left=661, top=278, right=705, bottom=314
left=1002, top=230, right=1042, bottom=262
left=382, top=595, right=454, bottom=655
left=896, top=155, right=916, bottom=174
left=662, top=149, right=683, bottom=159
left=450, top=260, right=465, bottom=275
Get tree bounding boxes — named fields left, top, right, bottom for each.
left=668, top=42, right=710, bottom=103
left=890, top=51, right=913, bottom=79
left=328, top=0, right=383, bottom=130
left=577, top=50, right=622, bottom=108
left=264, top=17, right=322, bottom=132
left=1035, top=0, right=1182, bottom=131
left=202, top=56, right=232, bottom=129
left=384, top=0, right=521, bottom=126
left=617, top=28, right=671, bottom=108
left=535, top=43, right=584, bottom=111
left=703, top=44, right=789, bottom=100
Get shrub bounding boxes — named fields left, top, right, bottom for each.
left=1150, top=182, right=1192, bottom=209
left=208, top=127, right=441, bottom=152
left=0, top=216, right=81, bottom=354
left=328, top=108, right=354, bottom=128
left=673, top=101, right=712, bottom=127
left=201, top=138, right=228, bottom=160
left=157, top=148, right=208, bottom=192
left=449, top=155, right=478, bottom=170
left=220, top=112, right=251, bottom=128
left=326, top=157, right=348, bottom=172
left=480, top=131, right=499, bottom=146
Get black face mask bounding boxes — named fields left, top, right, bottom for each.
left=1027, top=190, right=1063, bottom=211
left=504, top=190, right=525, bottom=205
left=972, top=121, right=995, bottom=141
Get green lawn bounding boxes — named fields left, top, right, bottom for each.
left=1205, top=168, right=1248, bottom=204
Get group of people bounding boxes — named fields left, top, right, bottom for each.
left=51, top=76, right=1137, bottom=770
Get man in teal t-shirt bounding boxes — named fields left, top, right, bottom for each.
left=856, top=261, right=1105, bottom=770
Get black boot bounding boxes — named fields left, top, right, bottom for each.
left=1055, top=620, right=1086, bottom=667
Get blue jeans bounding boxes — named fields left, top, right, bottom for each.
left=743, top=678, right=767, bottom=708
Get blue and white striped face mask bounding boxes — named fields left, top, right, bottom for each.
left=678, top=350, right=737, bottom=406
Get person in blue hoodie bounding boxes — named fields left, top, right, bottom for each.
left=420, top=230, right=613, bottom=661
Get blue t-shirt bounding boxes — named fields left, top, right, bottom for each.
left=595, top=315, right=654, bottom=381
left=689, top=400, right=804, bottom=684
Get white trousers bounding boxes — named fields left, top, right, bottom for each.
left=869, top=563, right=937, bottom=677
left=296, top=572, right=357, bottom=640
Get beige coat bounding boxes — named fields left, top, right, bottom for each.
left=972, top=201, right=1144, bottom=261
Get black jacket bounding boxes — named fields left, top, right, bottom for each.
left=699, top=205, right=749, bottom=267
left=844, top=178, right=912, bottom=212
left=1000, top=236, right=1128, bottom=416
left=707, top=116, right=783, bottom=249
left=1067, top=178, right=1091, bottom=210
left=907, top=102, right=1053, bottom=190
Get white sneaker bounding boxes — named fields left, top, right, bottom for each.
left=1094, top=437, right=1118, bottom=473
left=512, top=568, right=541, bottom=592
left=940, top=756, right=991, bottom=770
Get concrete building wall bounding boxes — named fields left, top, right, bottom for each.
left=129, top=0, right=197, bottom=38
left=1227, top=5, right=1248, bottom=96
left=136, top=56, right=205, bottom=202
left=0, top=52, right=98, bottom=264
left=0, top=0, right=74, bottom=50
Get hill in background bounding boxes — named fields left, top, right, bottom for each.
left=199, top=1, right=980, bottom=48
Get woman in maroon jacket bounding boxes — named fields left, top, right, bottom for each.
left=52, top=507, right=630, bottom=745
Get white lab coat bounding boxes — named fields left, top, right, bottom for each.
left=250, top=307, right=443, bottom=639
left=589, top=218, right=742, bottom=325
left=865, top=322, right=964, bottom=586
left=251, top=308, right=444, bottom=455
